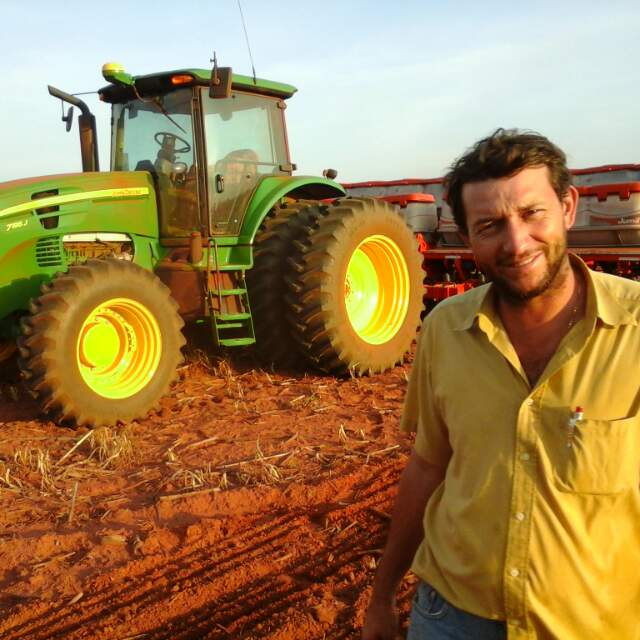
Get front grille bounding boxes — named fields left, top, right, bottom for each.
left=35, top=236, right=65, bottom=267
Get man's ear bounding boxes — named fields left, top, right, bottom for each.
left=562, top=185, right=579, bottom=230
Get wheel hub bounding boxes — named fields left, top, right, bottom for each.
left=77, top=298, right=161, bottom=399
left=79, top=312, right=128, bottom=370
left=345, top=235, right=410, bottom=345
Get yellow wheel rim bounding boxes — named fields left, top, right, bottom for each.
left=76, top=298, right=162, bottom=399
left=344, top=234, right=411, bottom=345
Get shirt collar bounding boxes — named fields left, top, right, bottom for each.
left=450, top=284, right=494, bottom=332
left=581, top=256, right=638, bottom=327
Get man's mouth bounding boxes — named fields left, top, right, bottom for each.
left=500, top=252, right=542, bottom=270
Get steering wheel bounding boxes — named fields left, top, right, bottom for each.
left=154, top=131, right=191, bottom=154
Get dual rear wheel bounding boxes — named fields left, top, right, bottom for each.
left=250, top=197, right=424, bottom=375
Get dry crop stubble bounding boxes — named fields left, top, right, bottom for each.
left=0, top=348, right=419, bottom=639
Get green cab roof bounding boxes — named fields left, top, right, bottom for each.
left=99, top=68, right=297, bottom=103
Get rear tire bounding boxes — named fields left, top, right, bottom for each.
left=246, top=200, right=321, bottom=368
left=18, top=258, right=185, bottom=427
left=286, top=197, right=423, bottom=375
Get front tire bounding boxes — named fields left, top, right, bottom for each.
left=18, top=259, right=185, bottom=427
left=286, top=197, right=424, bottom=375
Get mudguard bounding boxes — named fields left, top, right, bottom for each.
left=238, top=175, right=345, bottom=244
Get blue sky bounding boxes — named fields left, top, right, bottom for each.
left=2, top=0, right=639, bottom=183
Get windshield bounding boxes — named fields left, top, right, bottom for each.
left=111, top=89, right=199, bottom=237
left=111, top=89, right=194, bottom=171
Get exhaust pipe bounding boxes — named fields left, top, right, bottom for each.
left=48, top=85, right=99, bottom=173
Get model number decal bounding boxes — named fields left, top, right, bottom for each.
left=6, top=220, right=28, bottom=231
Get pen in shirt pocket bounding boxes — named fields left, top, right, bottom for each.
left=567, top=406, right=583, bottom=448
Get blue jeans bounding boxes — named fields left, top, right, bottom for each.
left=407, top=582, right=507, bottom=640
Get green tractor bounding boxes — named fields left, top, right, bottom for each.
left=0, top=62, right=423, bottom=427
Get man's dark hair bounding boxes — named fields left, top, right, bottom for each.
left=443, top=128, right=572, bottom=232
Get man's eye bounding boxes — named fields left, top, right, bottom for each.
left=477, top=221, right=496, bottom=234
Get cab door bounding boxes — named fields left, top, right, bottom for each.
left=200, top=89, right=289, bottom=235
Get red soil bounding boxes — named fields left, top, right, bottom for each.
left=0, top=349, right=417, bottom=639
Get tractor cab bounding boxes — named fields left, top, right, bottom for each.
left=100, top=65, right=295, bottom=239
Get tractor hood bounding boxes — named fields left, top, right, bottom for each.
left=0, top=171, right=160, bottom=320
left=0, top=171, right=157, bottom=236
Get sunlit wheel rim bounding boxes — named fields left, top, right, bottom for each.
left=76, top=298, right=162, bottom=399
left=344, top=234, right=410, bottom=345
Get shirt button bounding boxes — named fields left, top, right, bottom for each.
left=515, top=512, right=526, bottom=521
left=520, top=452, right=530, bottom=461
left=509, top=568, right=520, bottom=577
left=525, top=398, right=534, bottom=406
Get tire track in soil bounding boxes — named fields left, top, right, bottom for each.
left=0, top=462, right=405, bottom=640
left=151, top=505, right=391, bottom=640
left=2, top=511, right=309, bottom=639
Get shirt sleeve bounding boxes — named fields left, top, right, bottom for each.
left=400, top=319, right=452, bottom=469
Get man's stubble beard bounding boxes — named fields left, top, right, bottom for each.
left=486, top=236, right=570, bottom=305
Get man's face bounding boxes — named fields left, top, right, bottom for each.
left=460, top=166, right=578, bottom=302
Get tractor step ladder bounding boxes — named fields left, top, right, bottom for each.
left=207, top=239, right=256, bottom=348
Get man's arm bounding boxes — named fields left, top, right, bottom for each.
left=362, top=450, right=446, bottom=640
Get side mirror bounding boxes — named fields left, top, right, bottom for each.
left=323, top=168, right=338, bottom=180
left=62, top=106, right=74, bottom=132
left=209, top=67, right=233, bottom=99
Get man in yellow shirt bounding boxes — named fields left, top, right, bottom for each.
left=362, top=129, right=640, bottom=640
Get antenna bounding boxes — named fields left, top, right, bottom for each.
left=211, top=51, right=219, bottom=86
left=237, top=0, right=257, bottom=84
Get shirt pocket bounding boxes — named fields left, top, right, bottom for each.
left=555, top=416, right=639, bottom=495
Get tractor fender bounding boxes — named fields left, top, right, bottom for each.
left=238, top=176, right=345, bottom=244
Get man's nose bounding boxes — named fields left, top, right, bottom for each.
left=502, top=219, right=530, bottom=255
